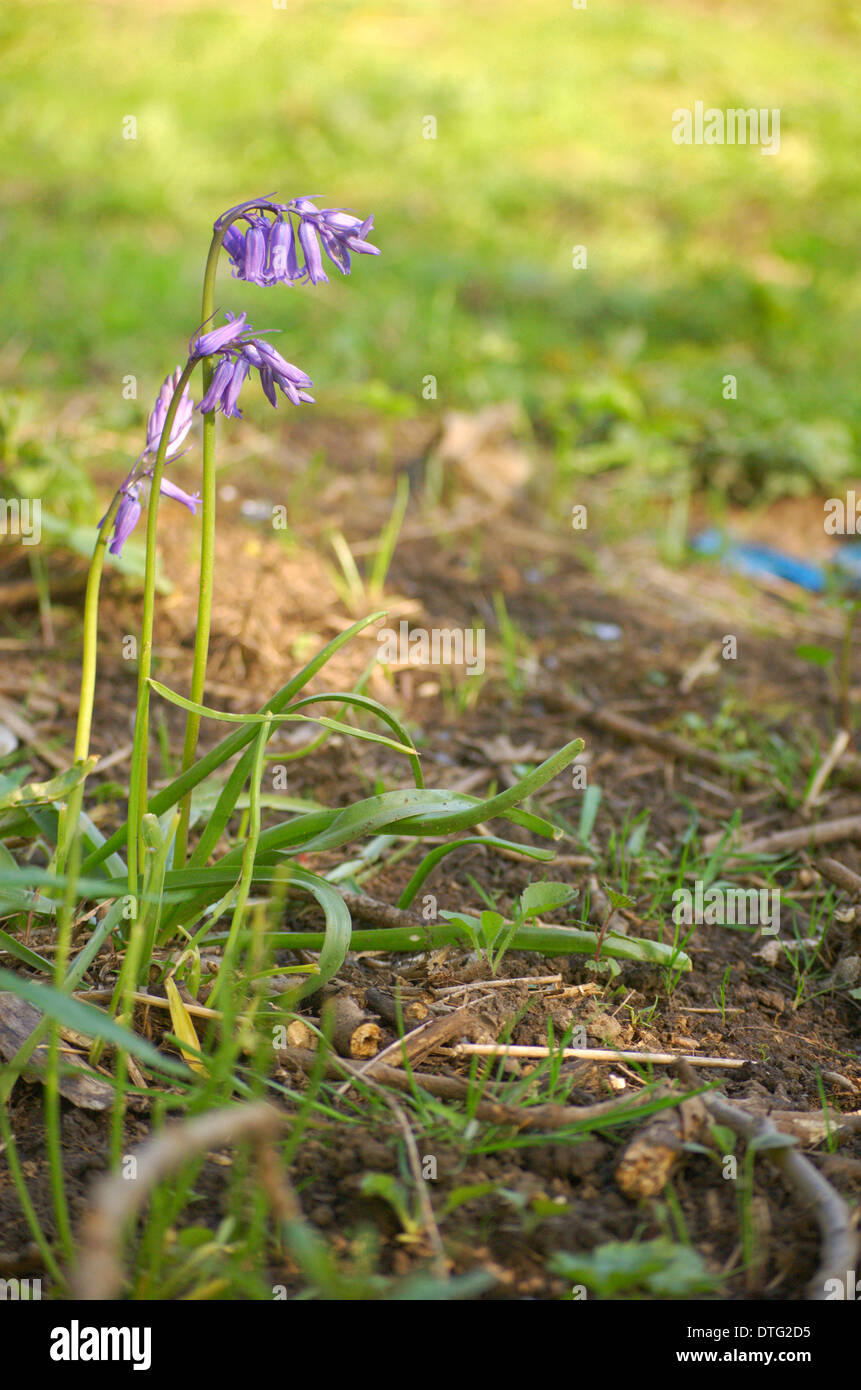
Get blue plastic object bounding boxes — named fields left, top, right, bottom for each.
left=689, top=528, right=861, bottom=594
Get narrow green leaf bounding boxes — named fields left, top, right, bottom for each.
left=0, top=968, right=190, bottom=1077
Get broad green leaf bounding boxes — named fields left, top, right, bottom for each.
left=602, top=884, right=637, bottom=911
left=283, top=866, right=353, bottom=1000
left=519, top=881, right=575, bottom=919
left=148, top=679, right=417, bottom=758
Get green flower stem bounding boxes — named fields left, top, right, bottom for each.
left=127, top=359, right=197, bottom=894
left=205, top=923, right=693, bottom=970
left=174, top=223, right=230, bottom=869
left=55, top=494, right=122, bottom=876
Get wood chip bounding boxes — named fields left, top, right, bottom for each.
left=0, top=992, right=114, bottom=1111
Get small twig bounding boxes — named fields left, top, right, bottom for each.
left=450, top=1043, right=748, bottom=1068
left=337, top=890, right=426, bottom=933
left=815, top=857, right=861, bottom=898
left=432, top=974, right=563, bottom=997
left=708, top=814, right=861, bottom=862
left=803, top=729, right=851, bottom=812
left=76, top=987, right=224, bottom=1021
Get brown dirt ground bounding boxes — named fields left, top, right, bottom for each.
left=0, top=414, right=859, bottom=1299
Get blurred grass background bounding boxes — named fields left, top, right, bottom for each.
left=1, top=0, right=859, bottom=505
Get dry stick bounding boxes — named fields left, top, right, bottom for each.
left=706, top=814, right=861, bottom=861
left=0, top=693, right=71, bottom=772
left=76, top=987, right=223, bottom=1021
left=615, top=1094, right=709, bottom=1200
left=338, top=890, right=427, bottom=933
left=327, top=993, right=384, bottom=1060
left=677, top=1063, right=858, bottom=1302
left=451, top=1043, right=749, bottom=1069
left=803, top=728, right=851, bottom=813
left=73, top=1103, right=285, bottom=1299
left=333, top=1001, right=483, bottom=1096
left=364, top=985, right=429, bottom=1027
left=815, top=857, right=861, bottom=898
left=275, top=1045, right=683, bottom=1130
left=432, top=974, right=563, bottom=997
left=538, top=686, right=764, bottom=783
left=0, top=572, right=88, bottom=610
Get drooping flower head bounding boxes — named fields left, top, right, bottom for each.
left=108, top=485, right=143, bottom=556
left=214, top=194, right=380, bottom=287
left=106, top=476, right=202, bottom=557
left=191, top=312, right=314, bottom=420
left=103, top=370, right=200, bottom=556
left=144, top=367, right=194, bottom=460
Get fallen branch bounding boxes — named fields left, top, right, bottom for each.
left=337, top=890, right=427, bottom=933
left=326, top=993, right=383, bottom=1059
left=364, top=985, right=429, bottom=1026
left=539, top=686, right=763, bottom=783
left=677, top=1063, right=858, bottom=1301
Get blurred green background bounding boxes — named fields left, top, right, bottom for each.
left=1, top=0, right=859, bottom=503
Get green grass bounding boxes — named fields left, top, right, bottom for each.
left=2, top=0, right=861, bottom=502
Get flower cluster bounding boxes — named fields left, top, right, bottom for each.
left=104, top=192, right=378, bottom=557
left=217, top=195, right=379, bottom=286
left=189, top=312, right=314, bottom=419
left=190, top=312, right=315, bottom=414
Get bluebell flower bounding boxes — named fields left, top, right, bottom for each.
left=197, top=355, right=242, bottom=416
left=214, top=194, right=379, bottom=288
left=155, top=477, right=202, bottom=514
left=108, top=486, right=143, bottom=556
left=144, top=368, right=194, bottom=459
left=107, top=475, right=202, bottom=557
left=268, top=216, right=300, bottom=285
left=296, top=215, right=328, bottom=285
left=191, top=312, right=249, bottom=358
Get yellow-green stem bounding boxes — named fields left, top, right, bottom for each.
left=55, top=494, right=121, bottom=876
left=174, top=224, right=230, bottom=867
left=127, top=359, right=197, bottom=894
